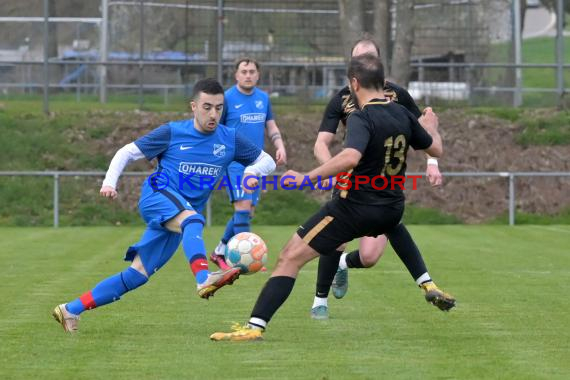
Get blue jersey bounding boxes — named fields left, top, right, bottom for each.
left=134, top=119, right=261, bottom=209
left=220, top=85, right=274, bottom=149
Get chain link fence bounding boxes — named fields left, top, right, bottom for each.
left=0, top=0, right=567, bottom=109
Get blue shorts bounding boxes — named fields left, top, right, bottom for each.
left=124, top=188, right=196, bottom=274
left=138, top=188, right=196, bottom=229
left=224, top=162, right=261, bottom=206
left=125, top=228, right=182, bottom=275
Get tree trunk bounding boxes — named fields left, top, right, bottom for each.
left=373, top=0, right=391, bottom=72
left=390, top=0, right=415, bottom=86
left=338, top=0, right=365, bottom=59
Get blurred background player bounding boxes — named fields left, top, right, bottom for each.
left=52, top=78, right=276, bottom=333
left=211, top=54, right=447, bottom=341
left=210, top=58, right=287, bottom=270
left=310, top=38, right=452, bottom=320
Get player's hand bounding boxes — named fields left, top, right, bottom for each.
left=318, top=176, right=336, bottom=191
left=100, top=185, right=118, bottom=199
left=275, top=147, right=287, bottom=165
left=281, top=170, right=305, bottom=189
left=243, top=173, right=258, bottom=194
left=426, top=163, right=443, bottom=187
left=420, top=107, right=439, bottom=131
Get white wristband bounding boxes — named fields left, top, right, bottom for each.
left=427, top=158, right=438, bottom=166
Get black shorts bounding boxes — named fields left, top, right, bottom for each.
left=297, top=198, right=404, bottom=255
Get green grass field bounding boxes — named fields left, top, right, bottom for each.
left=1, top=226, right=569, bottom=379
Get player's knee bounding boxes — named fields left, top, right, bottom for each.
left=165, top=210, right=197, bottom=233
left=360, top=254, right=380, bottom=267
left=122, top=267, right=148, bottom=291
left=180, top=213, right=206, bottom=234
left=360, top=247, right=385, bottom=267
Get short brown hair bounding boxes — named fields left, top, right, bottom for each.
left=347, top=54, right=384, bottom=91
left=235, top=58, right=260, bottom=72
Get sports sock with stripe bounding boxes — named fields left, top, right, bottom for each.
left=65, top=267, right=148, bottom=315
left=181, top=214, right=209, bottom=285
left=250, top=276, right=296, bottom=328
left=232, top=210, right=251, bottom=234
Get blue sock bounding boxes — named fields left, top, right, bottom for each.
left=181, top=214, right=209, bottom=284
left=65, top=267, right=148, bottom=315
left=221, top=217, right=235, bottom=245
left=233, top=210, right=251, bottom=235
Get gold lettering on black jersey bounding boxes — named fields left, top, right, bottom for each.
left=339, top=169, right=353, bottom=199
left=341, top=94, right=357, bottom=116
left=381, top=135, right=407, bottom=176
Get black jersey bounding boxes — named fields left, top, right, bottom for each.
left=341, top=99, right=433, bottom=205
left=319, top=81, right=422, bottom=134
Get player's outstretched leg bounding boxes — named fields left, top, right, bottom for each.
left=179, top=213, right=241, bottom=299
left=53, top=266, right=148, bottom=333
left=386, top=223, right=456, bottom=311
left=212, top=233, right=318, bottom=341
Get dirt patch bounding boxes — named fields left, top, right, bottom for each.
left=275, top=109, right=570, bottom=223
left=84, top=108, right=570, bottom=223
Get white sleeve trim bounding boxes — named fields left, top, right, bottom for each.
left=102, top=142, right=145, bottom=189
left=243, top=150, right=276, bottom=177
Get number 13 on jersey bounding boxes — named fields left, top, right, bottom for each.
left=381, top=134, right=407, bottom=176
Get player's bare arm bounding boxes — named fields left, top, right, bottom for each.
left=313, top=131, right=335, bottom=165
left=266, top=120, right=287, bottom=165
left=419, top=108, right=443, bottom=186
left=283, top=148, right=361, bottom=187
left=313, top=132, right=337, bottom=189
left=419, top=108, right=443, bottom=158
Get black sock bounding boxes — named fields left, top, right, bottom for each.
left=346, top=250, right=365, bottom=268
left=315, top=250, right=343, bottom=297
left=250, top=276, right=296, bottom=324
left=386, top=223, right=428, bottom=280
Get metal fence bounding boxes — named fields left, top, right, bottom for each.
left=0, top=0, right=567, bottom=111
left=1, top=170, right=569, bottom=227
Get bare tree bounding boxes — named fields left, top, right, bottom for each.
left=338, top=0, right=365, bottom=58
left=390, top=0, right=415, bottom=86
left=373, top=0, right=391, bottom=71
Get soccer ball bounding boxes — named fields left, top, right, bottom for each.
left=225, top=232, right=268, bottom=275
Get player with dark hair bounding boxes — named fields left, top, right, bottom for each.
left=211, top=54, right=448, bottom=341
left=52, top=78, right=276, bottom=333
left=310, top=38, right=453, bottom=320
left=210, top=57, right=287, bottom=271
